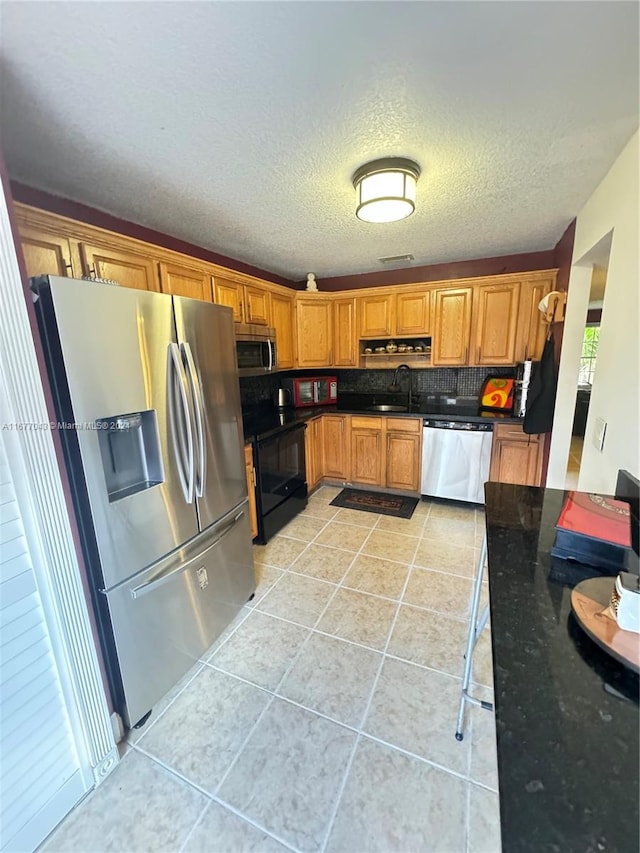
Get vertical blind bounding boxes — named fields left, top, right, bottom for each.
left=0, top=433, right=86, bottom=852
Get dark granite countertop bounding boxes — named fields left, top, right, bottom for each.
left=242, top=395, right=522, bottom=440
left=484, top=482, right=639, bottom=853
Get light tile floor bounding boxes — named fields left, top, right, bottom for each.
left=42, top=486, right=501, bottom=853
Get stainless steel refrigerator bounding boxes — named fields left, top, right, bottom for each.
left=33, top=276, right=255, bottom=729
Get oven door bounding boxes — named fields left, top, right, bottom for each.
left=256, top=424, right=306, bottom=516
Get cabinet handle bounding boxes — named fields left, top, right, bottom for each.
left=524, top=345, right=529, bottom=361
left=477, top=345, right=481, bottom=363
left=464, top=344, right=469, bottom=363
left=64, top=262, right=73, bottom=274
left=340, top=418, right=344, bottom=433
left=87, top=266, right=96, bottom=278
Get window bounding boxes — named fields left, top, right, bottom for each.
left=578, top=325, right=599, bottom=385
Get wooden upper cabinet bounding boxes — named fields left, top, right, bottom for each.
left=244, top=285, right=270, bottom=325
left=79, top=242, right=158, bottom=291
left=431, top=287, right=473, bottom=366
left=396, top=290, right=430, bottom=336
left=18, top=225, right=75, bottom=279
left=213, top=277, right=270, bottom=324
left=333, top=297, right=357, bottom=366
left=270, top=291, right=295, bottom=370
left=359, top=293, right=394, bottom=338
left=213, top=277, right=243, bottom=322
left=158, top=261, right=213, bottom=300
left=471, top=282, right=520, bottom=366
left=516, top=277, right=555, bottom=362
left=295, top=297, right=332, bottom=367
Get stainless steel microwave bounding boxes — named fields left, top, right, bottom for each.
left=235, top=325, right=277, bottom=376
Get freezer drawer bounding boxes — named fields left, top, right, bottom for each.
left=105, top=500, right=255, bottom=728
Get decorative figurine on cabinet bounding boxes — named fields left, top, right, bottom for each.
left=305, top=272, right=318, bottom=292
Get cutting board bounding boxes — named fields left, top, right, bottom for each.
left=571, top=577, right=640, bottom=673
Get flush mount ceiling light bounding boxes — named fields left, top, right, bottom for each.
left=352, top=157, right=421, bottom=223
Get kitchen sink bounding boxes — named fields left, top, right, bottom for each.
left=367, top=404, right=409, bottom=412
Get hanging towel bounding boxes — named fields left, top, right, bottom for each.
left=523, top=333, right=557, bottom=434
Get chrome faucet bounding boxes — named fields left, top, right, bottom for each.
left=388, top=364, right=412, bottom=409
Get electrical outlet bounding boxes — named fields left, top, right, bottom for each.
left=592, top=417, right=607, bottom=452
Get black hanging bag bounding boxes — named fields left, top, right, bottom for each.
left=523, top=333, right=557, bottom=435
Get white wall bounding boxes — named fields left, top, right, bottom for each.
left=548, top=130, right=639, bottom=492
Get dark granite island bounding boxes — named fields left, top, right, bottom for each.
left=484, top=482, right=639, bottom=853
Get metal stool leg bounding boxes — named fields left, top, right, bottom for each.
left=455, top=533, right=493, bottom=741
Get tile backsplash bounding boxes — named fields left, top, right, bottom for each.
left=240, top=366, right=515, bottom=407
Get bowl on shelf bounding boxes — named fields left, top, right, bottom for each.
left=375, top=346, right=386, bottom=353
left=398, top=345, right=407, bottom=353
left=364, top=347, right=373, bottom=354
left=405, top=345, right=414, bottom=352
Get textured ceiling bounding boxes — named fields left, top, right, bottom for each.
left=1, top=2, right=638, bottom=281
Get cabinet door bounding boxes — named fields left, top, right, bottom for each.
left=396, top=290, right=430, bottom=336
left=489, top=425, right=543, bottom=486
left=472, top=282, right=520, bottom=366
left=79, top=243, right=158, bottom=291
left=350, top=419, right=383, bottom=486
left=333, top=297, right=357, bottom=366
left=19, top=225, right=75, bottom=278
left=359, top=294, right=394, bottom=338
left=322, top=415, right=350, bottom=480
left=296, top=298, right=332, bottom=367
left=213, top=277, right=244, bottom=322
left=431, top=287, right=473, bottom=365
left=515, top=278, right=554, bottom=362
left=158, top=261, right=213, bottom=300
left=244, top=445, right=258, bottom=539
left=270, top=291, right=295, bottom=369
left=386, top=432, right=421, bottom=492
left=305, top=417, right=323, bottom=491
left=244, top=285, right=270, bottom=325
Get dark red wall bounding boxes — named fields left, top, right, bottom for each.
left=11, top=181, right=296, bottom=289
left=298, top=250, right=557, bottom=291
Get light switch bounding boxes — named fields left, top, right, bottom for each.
left=592, top=417, right=607, bottom=452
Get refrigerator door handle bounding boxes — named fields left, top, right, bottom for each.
left=167, top=343, right=195, bottom=503
left=129, top=510, right=245, bottom=600
left=181, top=342, right=206, bottom=498
left=267, top=339, right=273, bottom=372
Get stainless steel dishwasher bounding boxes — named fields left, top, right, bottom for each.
left=421, top=419, right=494, bottom=504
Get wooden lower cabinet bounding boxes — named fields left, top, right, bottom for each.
left=305, top=417, right=324, bottom=491
left=350, top=417, right=383, bottom=486
left=386, top=418, right=422, bottom=492
left=322, top=415, right=350, bottom=480
left=489, top=423, right=543, bottom=486
left=244, top=444, right=258, bottom=539
left=348, top=416, right=422, bottom=494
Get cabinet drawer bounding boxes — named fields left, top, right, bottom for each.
left=493, top=423, right=530, bottom=441
left=351, top=416, right=383, bottom=430
left=386, top=417, right=421, bottom=434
